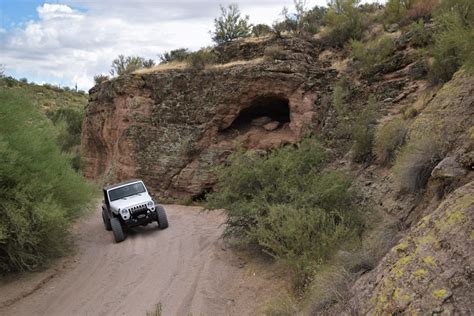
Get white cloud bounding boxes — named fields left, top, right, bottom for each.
left=1, top=1, right=330, bottom=90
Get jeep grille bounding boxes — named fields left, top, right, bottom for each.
left=128, top=203, right=148, bottom=214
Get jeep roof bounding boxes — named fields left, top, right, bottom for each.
left=103, top=179, right=143, bottom=191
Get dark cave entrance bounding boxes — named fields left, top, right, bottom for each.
left=223, top=95, right=291, bottom=132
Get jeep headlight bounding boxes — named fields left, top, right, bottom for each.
left=121, top=209, right=129, bottom=215
left=147, top=201, right=154, bottom=208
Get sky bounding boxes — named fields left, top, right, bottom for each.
left=0, top=0, right=370, bottom=90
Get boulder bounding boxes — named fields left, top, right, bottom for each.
left=263, top=121, right=280, bottom=131
left=251, top=116, right=272, bottom=127
left=431, top=156, right=467, bottom=179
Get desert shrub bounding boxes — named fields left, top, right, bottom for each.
left=252, top=24, right=273, bottom=37
left=403, top=106, right=418, bottom=118
left=0, top=90, right=95, bottom=272
left=404, top=0, right=439, bottom=23
left=383, top=0, right=414, bottom=25
left=332, top=78, right=349, bottom=118
left=186, top=49, right=217, bottom=70
left=264, top=294, right=298, bottom=316
left=308, top=267, right=354, bottom=314
left=428, top=0, right=474, bottom=83
left=351, top=36, right=396, bottom=75
left=212, top=4, right=252, bottom=44
left=300, top=5, right=328, bottom=35
left=308, top=211, right=399, bottom=314
left=351, top=96, right=377, bottom=163
left=159, top=48, right=190, bottom=64
left=19, top=78, right=28, bottom=83
left=407, top=20, right=432, bottom=47
left=93, top=74, right=109, bottom=85
left=47, top=106, right=84, bottom=152
left=110, top=55, right=152, bottom=76
left=373, top=118, right=408, bottom=165
left=142, top=59, right=155, bottom=68
left=206, top=138, right=365, bottom=278
left=146, top=303, right=163, bottom=316
left=394, top=136, right=443, bottom=193
left=264, top=46, right=287, bottom=61
left=276, top=2, right=327, bottom=36
left=324, top=0, right=365, bottom=47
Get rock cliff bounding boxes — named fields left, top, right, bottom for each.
left=82, top=37, right=336, bottom=199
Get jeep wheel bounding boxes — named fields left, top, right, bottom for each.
left=156, top=205, right=169, bottom=229
left=110, top=217, right=125, bottom=242
left=102, top=208, right=112, bottom=231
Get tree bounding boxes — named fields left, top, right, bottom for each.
left=0, top=64, right=5, bottom=78
left=273, top=1, right=327, bottom=36
left=110, top=55, right=153, bottom=76
left=324, top=0, right=365, bottom=47
left=142, top=59, right=156, bottom=68
left=159, top=48, right=190, bottom=64
left=212, top=4, right=252, bottom=44
left=252, top=24, right=272, bottom=37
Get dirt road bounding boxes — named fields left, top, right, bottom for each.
left=0, top=205, right=280, bottom=316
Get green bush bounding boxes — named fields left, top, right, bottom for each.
left=263, top=46, right=287, bottom=61
left=332, top=78, right=350, bottom=118
left=324, top=0, right=365, bottom=47
left=373, top=118, right=408, bottom=165
left=110, top=55, right=154, bottom=76
left=206, top=139, right=365, bottom=277
left=0, top=90, right=95, bottom=272
left=351, top=36, right=396, bottom=75
left=93, top=74, right=109, bottom=85
left=252, top=24, right=273, bottom=37
left=428, top=0, right=474, bottom=83
left=159, top=48, right=190, bottom=64
left=186, top=49, right=217, bottom=70
left=383, top=0, right=414, bottom=25
left=351, top=96, right=377, bottom=163
left=212, top=4, right=252, bottom=44
left=407, top=20, right=432, bottom=47
left=275, top=3, right=327, bottom=37
left=394, top=136, right=443, bottom=193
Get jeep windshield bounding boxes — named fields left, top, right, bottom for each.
left=108, top=182, right=146, bottom=201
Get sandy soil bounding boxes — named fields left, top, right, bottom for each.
left=0, top=205, right=282, bottom=316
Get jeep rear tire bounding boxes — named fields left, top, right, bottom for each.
left=102, top=208, right=112, bottom=231
left=110, top=217, right=125, bottom=242
left=156, top=205, right=168, bottom=229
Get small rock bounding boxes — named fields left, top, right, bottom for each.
left=263, top=121, right=280, bottom=131
left=251, top=116, right=272, bottom=127
left=387, top=23, right=399, bottom=33
left=431, top=157, right=467, bottom=179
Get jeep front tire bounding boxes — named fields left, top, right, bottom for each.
left=110, top=217, right=125, bottom=242
left=156, top=205, right=168, bottom=229
left=102, top=208, right=112, bottom=231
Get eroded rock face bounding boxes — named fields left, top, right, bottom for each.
left=82, top=37, right=336, bottom=200
left=350, top=181, right=474, bottom=315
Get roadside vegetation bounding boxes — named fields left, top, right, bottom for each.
left=206, top=138, right=367, bottom=286
left=0, top=88, right=95, bottom=273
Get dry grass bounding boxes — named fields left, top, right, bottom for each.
left=374, top=118, right=408, bottom=165
left=133, top=58, right=264, bottom=75
left=240, top=34, right=273, bottom=44
left=133, top=61, right=187, bottom=74
left=394, top=136, right=443, bottom=193
left=210, top=58, right=264, bottom=69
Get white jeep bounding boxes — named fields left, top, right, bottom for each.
left=101, top=179, right=168, bottom=242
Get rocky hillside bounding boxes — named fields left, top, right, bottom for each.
left=82, top=37, right=337, bottom=200
left=82, top=25, right=473, bottom=313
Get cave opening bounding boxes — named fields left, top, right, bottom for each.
left=222, top=95, right=291, bottom=132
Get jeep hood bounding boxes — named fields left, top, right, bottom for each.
left=109, top=193, right=152, bottom=211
